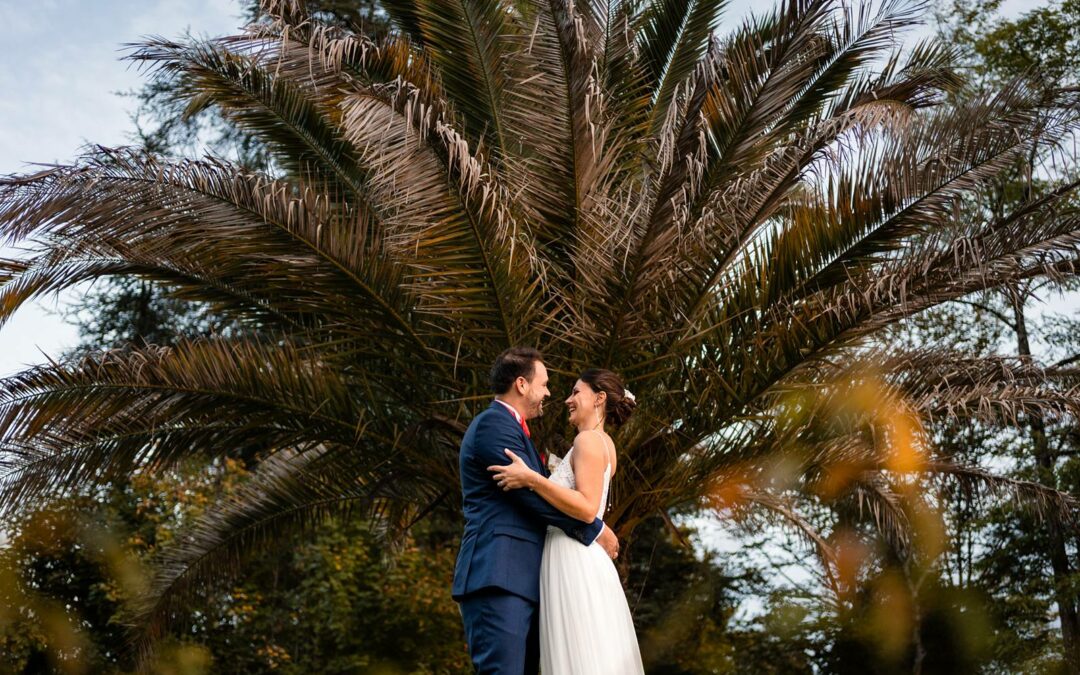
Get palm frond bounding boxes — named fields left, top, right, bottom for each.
left=0, top=149, right=457, bottom=368
left=128, top=36, right=371, bottom=208
left=410, top=0, right=520, bottom=156
left=638, top=0, right=727, bottom=136
left=0, top=338, right=402, bottom=515
left=923, top=459, right=1080, bottom=525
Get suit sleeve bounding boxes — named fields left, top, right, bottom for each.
left=474, top=414, right=603, bottom=545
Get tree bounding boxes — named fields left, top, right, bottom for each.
left=937, top=0, right=1080, bottom=90
left=2, top=0, right=1080, bottom=652
left=0, top=460, right=472, bottom=673
left=933, top=0, right=1080, bottom=667
left=625, top=515, right=758, bottom=673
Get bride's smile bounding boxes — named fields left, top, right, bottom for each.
left=564, top=381, right=604, bottom=430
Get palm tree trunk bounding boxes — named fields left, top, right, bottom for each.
left=1010, top=285, right=1080, bottom=670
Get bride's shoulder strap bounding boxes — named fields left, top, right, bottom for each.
left=586, top=429, right=613, bottom=466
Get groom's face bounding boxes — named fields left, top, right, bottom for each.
left=520, top=360, right=551, bottom=420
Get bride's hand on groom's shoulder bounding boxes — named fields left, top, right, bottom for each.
left=546, top=452, right=562, bottom=473
left=488, top=449, right=538, bottom=491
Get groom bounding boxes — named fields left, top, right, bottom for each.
left=453, top=347, right=619, bottom=674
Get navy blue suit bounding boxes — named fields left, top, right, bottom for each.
left=453, top=401, right=603, bottom=674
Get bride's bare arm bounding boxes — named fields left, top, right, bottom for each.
left=488, top=432, right=607, bottom=523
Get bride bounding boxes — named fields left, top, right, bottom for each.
left=489, top=368, right=645, bottom=674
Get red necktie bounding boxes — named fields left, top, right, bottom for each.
left=521, top=418, right=531, bottom=438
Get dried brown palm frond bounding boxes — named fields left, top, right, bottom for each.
left=2, top=0, right=1080, bottom=647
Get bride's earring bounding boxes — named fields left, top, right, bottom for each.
left=594, top=397, right=603, bottom=429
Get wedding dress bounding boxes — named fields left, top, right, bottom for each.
left=539, top=432, right=645, bottom=674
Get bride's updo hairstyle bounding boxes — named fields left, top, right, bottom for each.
left=579, top=368, right=636, bottom=427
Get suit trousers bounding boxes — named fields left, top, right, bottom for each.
left=459, top=589, right=540, bottom=675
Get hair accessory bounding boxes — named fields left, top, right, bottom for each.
left=623, top=388, right=635, bottom=402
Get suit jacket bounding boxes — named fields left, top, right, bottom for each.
left=452, top=401, right=604, bottom=603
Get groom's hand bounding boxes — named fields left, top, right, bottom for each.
left=597, top=524, right=619, bottom=560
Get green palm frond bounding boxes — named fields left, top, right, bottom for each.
left=129, top=37, right=372, bottom=206
left=410, top=0, right=520, bottom=156
left=638, top=0, right=727, bottom=135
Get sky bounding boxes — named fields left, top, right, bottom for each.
left=0, top=0, right=243, bottom=375
left=0, top=0, right=1061, bottom=378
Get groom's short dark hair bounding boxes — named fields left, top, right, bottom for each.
left=490, top=347, right=543, bottom=394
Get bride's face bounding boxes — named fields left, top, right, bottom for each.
left=564, top=380, right=603, bottom=427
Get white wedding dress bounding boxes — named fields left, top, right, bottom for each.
left=539, top=433, right=645, bottom=674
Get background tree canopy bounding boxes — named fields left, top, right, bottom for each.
left=2, top=0, right=1080, bottom=672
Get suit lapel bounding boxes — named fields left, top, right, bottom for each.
left=490, top=400, right=545, bottom=474
left=526, top=434, right=550, bottom=478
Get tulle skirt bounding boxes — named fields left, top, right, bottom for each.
left=539, top=527, right=645, bottom=674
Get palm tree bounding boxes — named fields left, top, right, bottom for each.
left=2, top=0, right=1079, bottom=644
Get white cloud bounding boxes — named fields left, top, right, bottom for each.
left=1, top=0, right=240, bottom=173
left=127, top=0, right=242, bottom=38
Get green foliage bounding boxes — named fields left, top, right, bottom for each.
left=938, top=0, right=1080, bottom=87
left=181, top=512, right=469, bottom=673
left=0, top=484, right=210, bottom=674
left=927, top=0, right=1080, bottom=666
left=5, top=470, right=814, bottom=672
left=0, top=463, right=469, bottom=673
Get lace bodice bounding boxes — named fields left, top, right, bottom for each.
left=548, top=438, right=612, bottom=520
